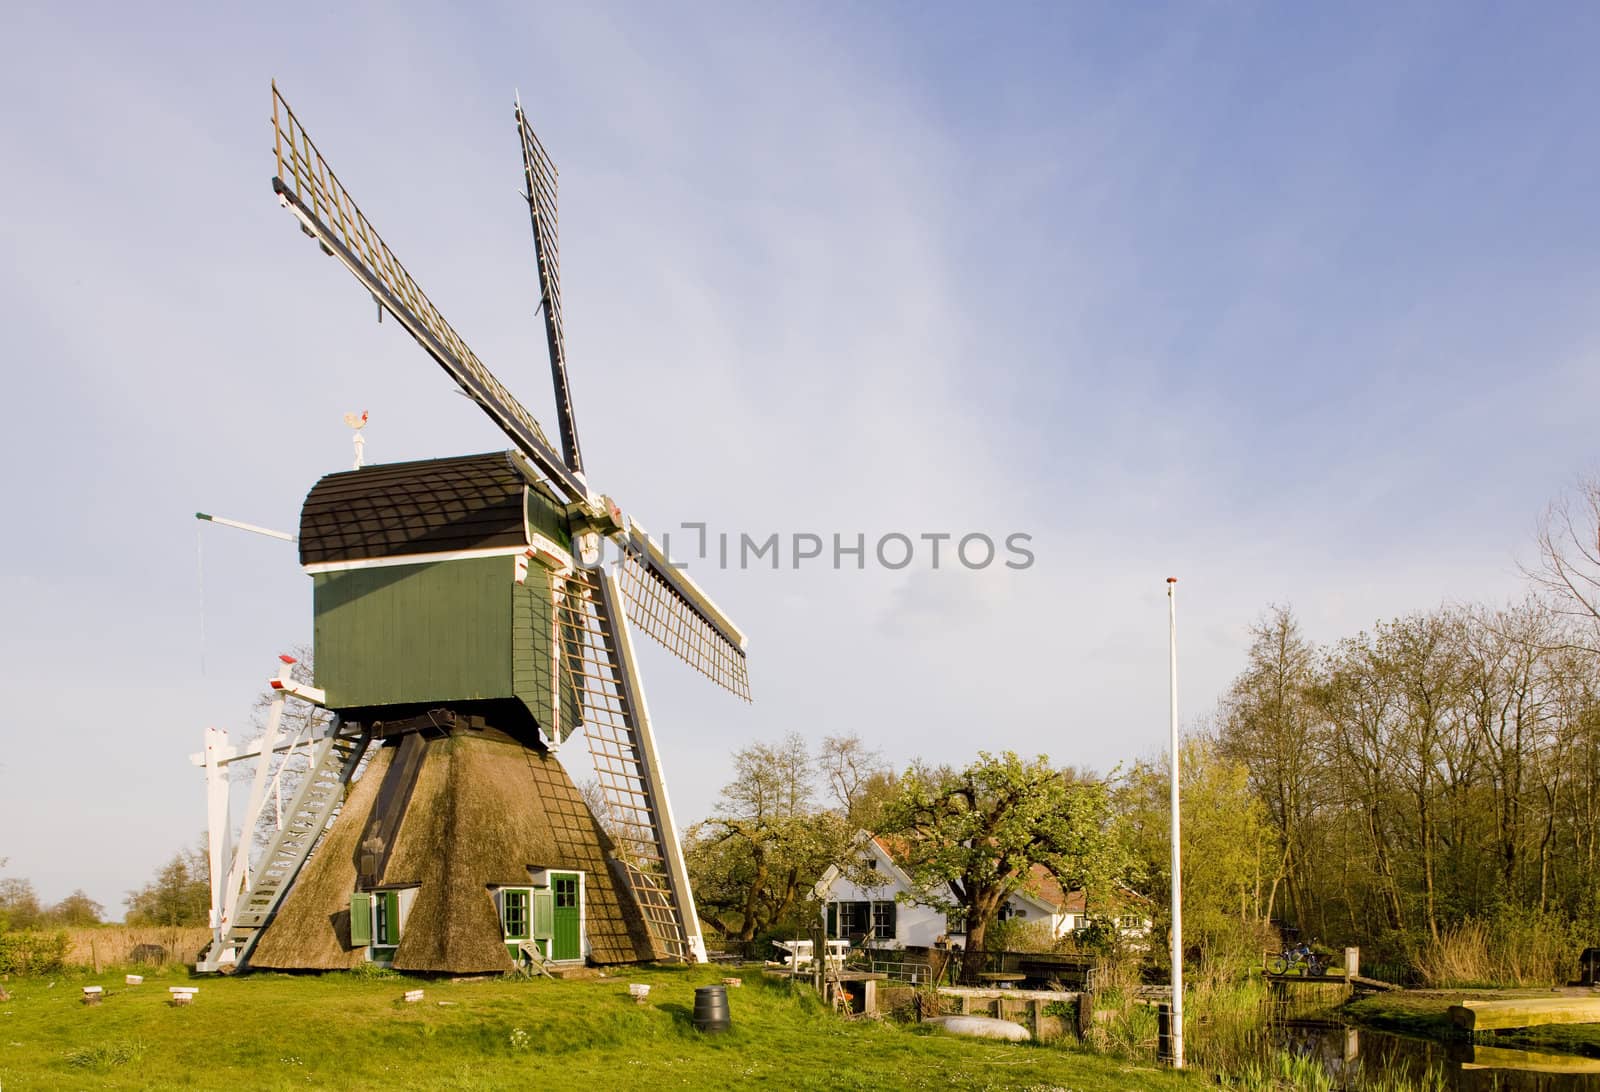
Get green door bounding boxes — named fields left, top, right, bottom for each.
left=551, top=873, right=581, bottom=961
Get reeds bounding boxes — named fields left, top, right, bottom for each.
left=61, top=926, right=212, bottom=970
left=1412, top=909, right=1582, bottom=988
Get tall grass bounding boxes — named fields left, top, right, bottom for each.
left=1412, top=909, right=1582, bottom=987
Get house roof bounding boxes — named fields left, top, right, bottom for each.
left=860, top=832, right=1090, bottom=914
left=1019, top=865, right=1088, bottom=914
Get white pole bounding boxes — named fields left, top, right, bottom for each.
left=1167, top=576, right=1184, bottom=1069
left=195, top=512, right=297, bottom=542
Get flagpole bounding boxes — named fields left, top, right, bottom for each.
left=1167, top=576, right=1184, bottom=1068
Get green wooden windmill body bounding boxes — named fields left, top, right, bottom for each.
left=300, top=450, right=580, bottom=746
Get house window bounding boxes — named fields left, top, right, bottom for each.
left=374, top=892, right=395, bottom=946
left=870, top=900, right=896, bottom=940
left=829, top=900, right=873, bottom=939
left=502, top=889, right=531, bottom=940
left=945, top=908, right=967, bottom=934
left=862, top=859, right=877, bottom=870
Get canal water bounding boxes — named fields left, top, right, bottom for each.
left=1271, top=1021, right=1600, bottom=1091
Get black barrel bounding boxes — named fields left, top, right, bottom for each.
left=693, top=984, right=731, bottom=1033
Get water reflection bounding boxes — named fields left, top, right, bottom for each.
left=1273, top=1022, right=1600, bottom=1091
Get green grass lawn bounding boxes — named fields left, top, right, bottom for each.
left=1346, top=988, right=1600, bottom=1057
left=0, top=964, right=1196, bottom=1091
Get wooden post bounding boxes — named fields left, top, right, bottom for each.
left=1077, top=989, right=1096, bottom=1039
left=1030, top=998, right=1042, bottom=1039
left=811, top=923, right=825, bottom=995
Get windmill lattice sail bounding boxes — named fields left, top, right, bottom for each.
left=617, top=540, right=751, bottom=701
left=269, top=83, right=585, bottom=502
left=555, top=567, right=700, bottom=961
left=517, top=100, right=583, bottom=477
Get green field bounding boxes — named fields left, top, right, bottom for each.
left=0, top=964, right=1194, bottom=1091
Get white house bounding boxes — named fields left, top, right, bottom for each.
left=812, top=832, right=1121, bottom=949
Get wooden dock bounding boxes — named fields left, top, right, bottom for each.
left=1449, top=995, right=1600, bottom=1032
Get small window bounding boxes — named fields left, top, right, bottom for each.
left=862, top=858, right=877, bottom=870
left=373, top=891, right=402, bottom=947
left=554, top=875, right=577, bottom=909
left=871, top=900, right=896, bottom=940
left=829, top=900, right=871, bottom=938
left=945, top=908, right=967, bottom=934
left=502, top=889, right=531, bottom=940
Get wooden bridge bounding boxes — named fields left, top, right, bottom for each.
left=1262, top=970, right=1398, bottom=993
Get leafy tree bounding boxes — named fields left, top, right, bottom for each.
left=125, top=844, right=210, bottom=927
left=1117, top=738, right=1278, bottom=963
left=882, top=751, right=1121, bottom=983
left=0, top=877, right=42, bottom=932
left=685, top=734, right=852, bottom=950
left=49, top=889, right=104, bottom=927
left=1215, top=605, right=1320, bottom=928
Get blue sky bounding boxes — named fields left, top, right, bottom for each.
left=1, top=2, right=1595, bottom=915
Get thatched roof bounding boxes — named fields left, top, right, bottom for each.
left=249, top=727, right=658, bottom=972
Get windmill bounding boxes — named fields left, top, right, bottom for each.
left=196, top=84, right=748, bottom=974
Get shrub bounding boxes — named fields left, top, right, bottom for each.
left=981, top=918, right=1059, bottom=953
left=0, top=930, right=70, bottom=975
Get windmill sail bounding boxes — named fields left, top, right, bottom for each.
left=554, top=566, right=704, bottom=961
left=269, top=82, right=587, bottom=503
left=616, top=528, right=751, bottom=701
left=517, top=101, right=583, bottom=476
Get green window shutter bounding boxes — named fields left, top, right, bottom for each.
left=350, top=893, right=372, bottom=946
left=827, top=901, right=838, bottom=939
left=533, top=888, right=553, bottom=939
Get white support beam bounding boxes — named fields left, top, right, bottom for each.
left=202, top=726, right=233, bottom=959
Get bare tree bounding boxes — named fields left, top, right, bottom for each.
left=1530, top=477, right=1600, bottom=647
left=817, top=733, right=893, bottom=827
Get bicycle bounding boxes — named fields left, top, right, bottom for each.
left=1269, top=942, right=1326, bottom=977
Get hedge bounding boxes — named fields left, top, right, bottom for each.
left=0, top=930, right=70, bottom=975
